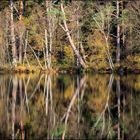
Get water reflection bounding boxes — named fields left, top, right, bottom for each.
left=0, top=74, right=140, bottom=139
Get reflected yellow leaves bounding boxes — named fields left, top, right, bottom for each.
left=64, top=84, right=74, bottom=99
left=87, top=75, right=111, bottom=115
left=0, top=74, right=139, bottom=139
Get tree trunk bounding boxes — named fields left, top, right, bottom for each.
left=10, top=0, right=17, bottom=66
left=76, top=16, right=80, bottom=66
left=19, top=0, right=23, bottom=21
left=121, top=1, right=125, bottom=50
left=60, top=3, right=87, bottom=69
left=48, top=17, right=52, bottom=69
left=45, top=29, right=49, bottom=69
left=19, top=0, right=24, bottom=63
left=116, top=0, right=121, bottom=64
left=45, top=0, right=52, bottom=69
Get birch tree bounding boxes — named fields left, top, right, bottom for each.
left=93, top=3, right=114, bottom=70
left=60, top=2, right=87, bottom=68
left=10, top=0, right=17, bottom=66
left=18, top=0, right=24, bottom=63
left=45, top=0, right=54, bottom=69
left=116, top=0, right=121, bottom=64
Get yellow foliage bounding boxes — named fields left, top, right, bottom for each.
left=132, top=75, right=140, bottom=90
left=94, top=34, right=106, bottom=51
left=14, top=65, right=37, bottom=73
left=64, top=45, right=74, bottom=62
left=14, top=66, right=27, bottom=71
left=126, top=54, right=140, bottom=69
left=87, top=31, right=112, bottom=69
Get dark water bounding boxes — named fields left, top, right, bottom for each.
left=0, top=73, right=140, bottom=139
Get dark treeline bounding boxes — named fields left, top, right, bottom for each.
left=0, top=0, right=140, bottom=72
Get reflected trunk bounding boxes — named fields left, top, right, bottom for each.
left=0, top=74, right=139, bottom=139
left=116, top=77, right=121, bottom=140
left=12, top=76, right=18, bottom=139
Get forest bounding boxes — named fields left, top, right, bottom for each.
left=1, top=1, right=140, bottom=139
left=0, top=0, right=140, bottom=73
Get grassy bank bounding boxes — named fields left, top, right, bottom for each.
left=1, top=64, right=140, bottom=75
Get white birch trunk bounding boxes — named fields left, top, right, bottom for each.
left=19, top=0, right=24, bottom=64
left=116, top=0, right=121, bottom=64
left=10, top=0, right=17, bottom=66
left=45, top=0, right=53, bottom=69
left=60, top=3, right=87, bottom=69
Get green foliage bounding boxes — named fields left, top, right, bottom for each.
left=92, top=3, right=115, bottom=32
left=50, top=126, right=64, bottom=138
left=47, top=8, right=63, bottom=16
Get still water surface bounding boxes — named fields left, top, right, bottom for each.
left=0, top=74, right=140, bottom=139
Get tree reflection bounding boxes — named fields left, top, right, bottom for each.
left=0, top=74, right=139, bottom=139
left=12, top=75, right=18, bottom=140
left=62, top=76, right=87, bottom=139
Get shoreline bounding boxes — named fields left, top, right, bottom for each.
left=0, top=65, right=140, bottom=75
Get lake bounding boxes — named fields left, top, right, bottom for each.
left=0, top=73, right=140, bottom=139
